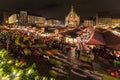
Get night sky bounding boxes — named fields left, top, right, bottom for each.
left=0, top=0, right=120, bottom=20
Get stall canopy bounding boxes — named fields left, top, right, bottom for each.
left=61, top=29, right=79, bottom=38
left=103, top=30, right=120, bottom=50
left=87, top=29, right=120, bottom=50
left=87, top=30, right=106, bottom=45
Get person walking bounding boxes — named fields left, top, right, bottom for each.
left=77, top=49, right=80, bottom=59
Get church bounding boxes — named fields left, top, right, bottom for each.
left=65, top=6, right=80, bottom=27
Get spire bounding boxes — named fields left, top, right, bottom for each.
left=71, top=5, right=74, bottom=12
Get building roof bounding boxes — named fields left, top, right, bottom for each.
left=111, top=14, right=120, bottom=19
left=97, top=12, right=120, bottom=19
left=97, top=12, right=111, bottom=18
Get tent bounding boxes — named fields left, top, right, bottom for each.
left=87, top=30, right=106, bottom=45
left=103, top=30, right=120, bottom=50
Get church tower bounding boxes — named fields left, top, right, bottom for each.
left=65, top=6, right=80, bottom=27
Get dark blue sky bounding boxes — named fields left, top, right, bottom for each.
left=0, top=0, right=120, bottom=20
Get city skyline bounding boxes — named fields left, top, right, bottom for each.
left=0, top=0, right=120, bottom=20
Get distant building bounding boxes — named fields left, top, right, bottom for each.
left=45, top=19, right=54, bottom=26
left=54, top=20, right=62, bottom=26
left=96, top=12, right=120, bottom=28
left=8, top=14, right=19, bottom=24
left=28, top=15, right=46, bottom=26
left=19, top=11, right=28, bottom=26
left=83, top=17, right=95, bottom=27
left=65, top=6, right=80, bottom=27
left=111, top=14, right=120, bottom=27
left=8, top=11, right=46, bottom=26
left=2, top=11, right=12, bottom=24
left=45, top=19, right=62, bottom=27
left=96, top=12, right=112, bottom=28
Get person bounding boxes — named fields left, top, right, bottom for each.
left=89, top=53, right=94, bottom=61
left=77, top=49, right=80, bottom=59
left=67, top=46, right=71, bottom=57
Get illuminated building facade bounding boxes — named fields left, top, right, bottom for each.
left=111, top=14, right=120, bottom=27
left=8, top=12, right=46, bottom=26
left=96, top=12, right=120, bottom=28
left=19, top=11, right=28, bottom=26
left=2, top=12, right=12, bottom=24
left=28, top=15, right=46, bottom=26
left=45, top=19, right=62, bottom=27
left=8, top=14, right=19, bottom=24
left=96, top=12, right=112, bottom=28
left=65, top=6, right=80, bottom=27
left=83, top=18, right=95, bottom=27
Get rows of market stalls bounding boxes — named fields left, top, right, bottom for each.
left=40, top=26, right=120, bottom=77
left=0, top=26, right=105, bottom=80
left=39, top=26, right=120, bottom=63
left=0, top=25, right=120, bottom=79
left=87, top=28, right=120, bottom=60
left=41, top=26, right=120, bottom=77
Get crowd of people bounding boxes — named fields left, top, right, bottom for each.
left=0, top=24, right=120, bottom=80
left=0, top=25, right=120, bottom=67
left=0, top=26, right=87, bottom=61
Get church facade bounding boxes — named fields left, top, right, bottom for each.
left=65, top=6, right=80, bottom=27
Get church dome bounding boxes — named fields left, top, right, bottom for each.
left=65, top=6, right=80, bottom=27
left=67, top=6, right=79, bottom=18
